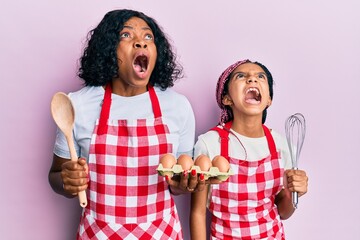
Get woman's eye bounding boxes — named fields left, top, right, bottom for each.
left=120, top=32, right=131, bottom=38
left=145, top=34, right=154, bottom=40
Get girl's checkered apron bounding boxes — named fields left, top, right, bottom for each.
left=77, top=84, right=183, bottom=239
left=209, top=122, right=285, bottom=239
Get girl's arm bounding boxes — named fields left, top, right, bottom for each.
left=190, top=185, right=209, bottom=240
left=275, top=169, right=308, bottom=219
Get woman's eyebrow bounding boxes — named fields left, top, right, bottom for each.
left=123, top=25, right=152, bottom=31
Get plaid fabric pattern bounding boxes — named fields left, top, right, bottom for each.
left=78, top=208, right=182, bottom=240
left=209, top=125, right=285, bottom=239
left=77, top=85, right=182, bottom=239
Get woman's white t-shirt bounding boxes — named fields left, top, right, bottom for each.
left=53, top=86, right=195, bottom=160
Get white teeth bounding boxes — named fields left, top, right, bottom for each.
left=246, top=87, right=259, bottom=95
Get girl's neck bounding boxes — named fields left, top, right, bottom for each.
left=231, top=116, right=264, bottom=138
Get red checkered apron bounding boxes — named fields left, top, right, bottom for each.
left=209, top=122, right=285, bottom=240
left=77, top=84, right=183, bottom=240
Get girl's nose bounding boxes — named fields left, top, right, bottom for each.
left=246, top=76, right=257, bottom=83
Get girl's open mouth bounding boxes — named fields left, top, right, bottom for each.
left=245, top=87, right=261, bottom=104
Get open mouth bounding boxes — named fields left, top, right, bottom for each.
left=245, top=87, right=261, bottom=104
left=133, top=55, right=148, bottom=73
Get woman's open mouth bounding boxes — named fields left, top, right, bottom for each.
left=133, top=54, right=148, bottom=74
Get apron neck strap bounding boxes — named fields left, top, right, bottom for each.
left=97, top=84, right=162, bottom=135
left=148, top=85, right=162, bottom=118
left=211, top=122, right=277, bottom=160
left=97, top=83, right=112, bottom=135
left=262, top=125, right=278, bottom=158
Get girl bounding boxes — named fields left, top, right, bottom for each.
left=190, top=60, right=308, bottom=239
left=48, top=9, right=198, bottom=239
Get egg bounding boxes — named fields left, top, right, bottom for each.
left=159, top=153, right=176, bottom=169
left=194, top=154, right=212, bottom=172
left=177, top=154, right=194, bottom=171
left=212, top=155, right=230, bottom=173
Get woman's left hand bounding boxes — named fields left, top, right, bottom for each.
left=165, top=169, right=206, bottom=195
left=284, top=169, right=308, bottom=197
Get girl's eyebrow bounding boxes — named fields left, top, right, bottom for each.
left=230, top=71, right=267, bottom=78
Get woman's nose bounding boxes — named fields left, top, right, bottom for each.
left=134, top=40, right=147, bottom=49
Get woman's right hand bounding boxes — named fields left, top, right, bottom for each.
left=61, top=158, right=89, bottom=195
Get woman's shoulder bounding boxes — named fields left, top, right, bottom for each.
left=68, top=86, right=103, bottom=102
left=67, top=86, right=103, bottom=111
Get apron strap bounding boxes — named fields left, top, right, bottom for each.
left=210, top=122, right=232, bottom=160
left=148, top=85, right=162, bottom=118
left=97, top=84, right=162, bottom=135
left=262, top=125, right=278, bottom=159
left=211, top=122, right=278, bottom=160
left=97, top=83, right=112, bottom=135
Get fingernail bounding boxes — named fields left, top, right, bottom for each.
left=200, top=174, right=204, bottom=181
left=191, top=169, right=196, bottom=176
left=183, top=171, right=188, bottom=177
left=165, top=175, right=169, bottom=181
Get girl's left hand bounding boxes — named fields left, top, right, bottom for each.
left=284, top=169, right=308, bottom=197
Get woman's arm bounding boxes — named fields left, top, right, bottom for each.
left=48, top=154, right=88, bottom=198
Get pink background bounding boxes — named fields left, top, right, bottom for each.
left=1, top=1, right=359, bottom=239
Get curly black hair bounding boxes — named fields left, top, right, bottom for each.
left=78, top=9, right=183, bottom=89
left=222, top=61, right=274, bottom=123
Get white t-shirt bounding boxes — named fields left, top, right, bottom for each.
left=194, top=126, right=292, bottom=170
left=53, top=86, right=196, bottom=160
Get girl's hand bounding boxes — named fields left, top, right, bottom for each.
left=284, top=169, right=308, bottom=197
left=61, top=158, right=89, bottom=195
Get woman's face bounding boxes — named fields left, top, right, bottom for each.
left=223, top=63, right=272, bottom=119
left=115, top=17, right=157, bottom=95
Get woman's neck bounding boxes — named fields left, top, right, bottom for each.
left=109, top=80, right=148, bottom=97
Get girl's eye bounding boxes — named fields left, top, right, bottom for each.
left=120, top=32, right=131, bottom=38
left=235, top=73, right=245, bottom=79
left=258, top=73, right=267, bottom=80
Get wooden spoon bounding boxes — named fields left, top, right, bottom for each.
left=51, top=92, right=87, bottom=208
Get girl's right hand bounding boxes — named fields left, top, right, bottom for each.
left=61, top=158, right=89, bottom=195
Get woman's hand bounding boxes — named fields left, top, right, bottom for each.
left=165, top=168, right=205, bottom=195
left=61, top=158, right=89, bottom=195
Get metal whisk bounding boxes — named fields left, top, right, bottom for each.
left=285, top=113, right=306, bottom=209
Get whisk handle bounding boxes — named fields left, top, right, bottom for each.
left=292, top=167, right=298, bottom=209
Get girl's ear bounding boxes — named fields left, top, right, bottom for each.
left=222, top=95, right=233, bottom=106
left=267, top=98, right=272, bottom=107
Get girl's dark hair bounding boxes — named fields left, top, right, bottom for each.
left=222, top=61, right=274, bottom=123
left=78, top=9, right=183, bottom=89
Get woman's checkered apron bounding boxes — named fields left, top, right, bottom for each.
left=209, top=122, right=285, bottom=239
left=77, top=84, right=183, bottom=239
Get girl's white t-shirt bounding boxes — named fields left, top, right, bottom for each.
left=53, top=86, right=195, bottom=160
left=194, top=127, right=292, bottom=170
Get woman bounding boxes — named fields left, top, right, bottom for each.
left=49, top=9, right=197, bottom=239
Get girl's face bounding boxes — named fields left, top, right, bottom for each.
left=115, top=17, right=157, bottom=94
left=223, top=63, right=272, bottom=120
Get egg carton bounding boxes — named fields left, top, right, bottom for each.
left=156, top=164, right=234, bottom=181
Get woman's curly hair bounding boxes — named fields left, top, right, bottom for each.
left=78, top=9, right=183, bottom=89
